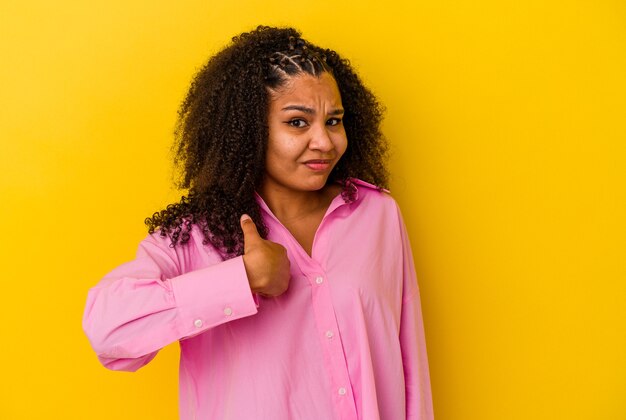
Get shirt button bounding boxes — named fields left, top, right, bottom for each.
left=315, top=276, right=324, bottom=284
left=338, top=387, right=347, bottom=396
left=223, top=307, right=233, bottom=316
left=193, top=319, right=203, bottom=328
left=325, top=330, right=334, bottom=339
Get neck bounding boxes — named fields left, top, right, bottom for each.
left=258, top=182, right=337, bottom=224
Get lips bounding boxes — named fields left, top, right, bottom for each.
left=303, top=159, right=332, bottom=171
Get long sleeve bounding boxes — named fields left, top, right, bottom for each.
left=82, top=232, right=259, bottom=372
left=397, top=205, right=434, bottom=419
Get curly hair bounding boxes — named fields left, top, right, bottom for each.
left=145, top=25, right=388, bottom=257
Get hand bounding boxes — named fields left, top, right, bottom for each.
left=240, top=214, right=291, bottom=297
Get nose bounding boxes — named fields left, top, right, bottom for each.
left=308, top=123, right=334, bottom=152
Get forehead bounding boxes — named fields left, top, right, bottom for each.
left=268, top=72, right=342, bottom=106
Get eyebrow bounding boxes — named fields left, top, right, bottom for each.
left=281, top=105, right=344, bottom=115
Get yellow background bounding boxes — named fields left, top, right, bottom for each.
left=1, top=0, right=625, bottom=419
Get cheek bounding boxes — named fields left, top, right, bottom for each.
left=268, top=139, right=300, bottom=161
left=335, top=131, right=349, bottom=159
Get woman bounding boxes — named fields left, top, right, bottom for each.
left=83, top=26, right=433, bottom=419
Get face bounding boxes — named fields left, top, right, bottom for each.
left=264, top=72, right=347, bottom=195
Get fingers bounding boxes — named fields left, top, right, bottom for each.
left=240, top=214, right=261, bottom=246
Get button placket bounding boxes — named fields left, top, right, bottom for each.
left=308, top=270, right=358, bottom=418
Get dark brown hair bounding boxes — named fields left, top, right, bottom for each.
left=145, top=25, right=388, bottom=257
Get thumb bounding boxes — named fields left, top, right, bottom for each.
left=240, top=214, right=261, bottom=246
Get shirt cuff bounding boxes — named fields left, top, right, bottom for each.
left=170, top=255, right=258, bottom=338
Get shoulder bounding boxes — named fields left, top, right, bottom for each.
left=344, top=178, right=401, bottom=220
left=140, top=222, right=226, bottom=266
left=348, top=178, right=390, bottom=194
left=347, top=177, right=394, bottom=205
left=142, top=222, right=205, bottom=247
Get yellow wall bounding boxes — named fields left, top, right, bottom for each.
left=1, top=1, right=624, bottom=419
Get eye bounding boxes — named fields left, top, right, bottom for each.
left=287, top=119, right=308, bottom=128
left=326, top=118, right=342, bottom=126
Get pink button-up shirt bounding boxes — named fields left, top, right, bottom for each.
left=83, top=179, right=433, bottom=419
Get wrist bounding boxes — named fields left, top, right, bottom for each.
left=242, top=254, right=260, bottom=293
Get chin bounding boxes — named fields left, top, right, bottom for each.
left=305, top=175, right=332, bottom=190
left=265, top=170, right=332, bottom=193
left=297, top=182, right=325, bottom=192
